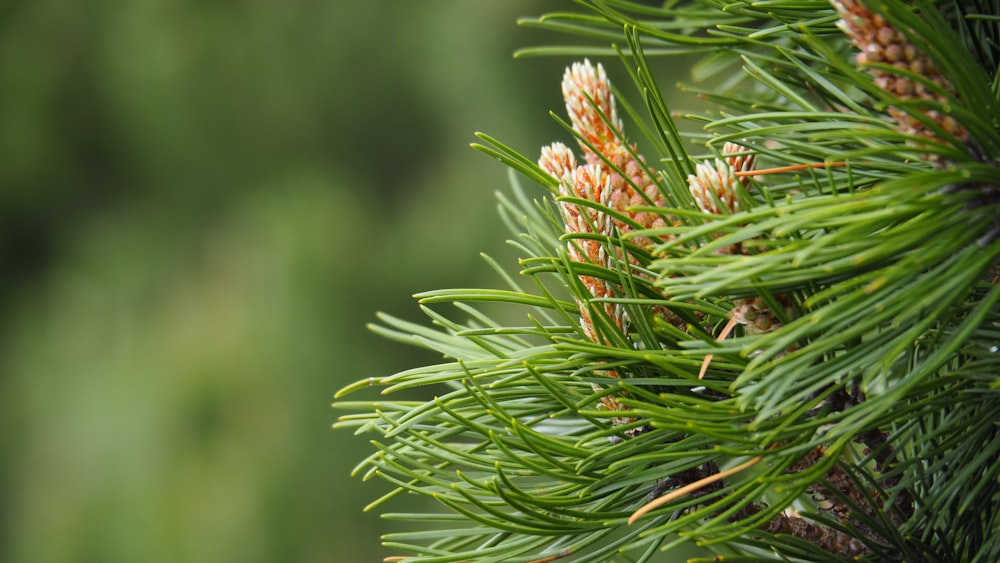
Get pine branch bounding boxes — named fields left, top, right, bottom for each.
left=336, top=1, right=1000, bottom=561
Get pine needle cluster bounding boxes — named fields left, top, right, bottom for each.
left=335, top=1, right=1000, bottom=561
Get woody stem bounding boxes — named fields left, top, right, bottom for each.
left=735, top=162, right=848, bottom=177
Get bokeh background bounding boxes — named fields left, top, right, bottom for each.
left=0, top=2, right=700, bottom=561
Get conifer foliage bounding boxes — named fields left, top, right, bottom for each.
left=335, top=1, right=1000, bottom=561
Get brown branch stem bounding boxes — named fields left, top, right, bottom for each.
left=735, top=162, right=848, bottom=177
left=628, top=453, right=766, bottom=524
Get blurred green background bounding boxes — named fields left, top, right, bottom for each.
left=0, top=1, right=576, bottom=561
left=0, top=2, right=702, bottom=561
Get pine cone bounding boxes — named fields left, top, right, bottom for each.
left=832, top=0, right=970, bottom=159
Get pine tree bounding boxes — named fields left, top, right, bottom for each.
left=335, top=1, right=1000, bottom=561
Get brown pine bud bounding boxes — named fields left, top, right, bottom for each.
left=538, top=142, right=578, bottom=185
left=688, top=159, right=743, bottom=216
left=562, top=59, right=624, bottom=155
left=723, top=142, right=756, bottom=188
left=831, top=0, right=970, bottom=160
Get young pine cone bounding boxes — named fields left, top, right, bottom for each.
left=832, top=0, right=970, bottom=157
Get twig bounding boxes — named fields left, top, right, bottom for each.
left=735, top=161, right=848, bottom=177
left=628, top=453, right=766, bottom=524
left=698, top=316, right=738, bottom=380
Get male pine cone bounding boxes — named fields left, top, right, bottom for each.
left=832, top=0, right=970, bottom=158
